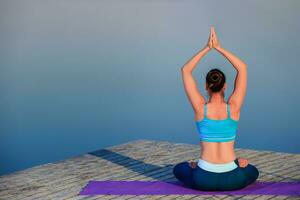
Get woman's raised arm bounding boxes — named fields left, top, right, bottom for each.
left=181, top=28, right=213, bottom=114
left=212, top=27, right=247, bottom=111
left=216, top=46, right=247, bottom=111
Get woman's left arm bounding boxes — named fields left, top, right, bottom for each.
left=181, top=45, right=211, bottom=114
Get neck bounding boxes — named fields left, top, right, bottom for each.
left=208, top=92, right=225, bottom=104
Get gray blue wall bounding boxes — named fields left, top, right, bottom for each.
left=1, top=0, right=299, bottom=175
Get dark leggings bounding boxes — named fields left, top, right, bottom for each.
left=173, top=159, right=259, bottom=191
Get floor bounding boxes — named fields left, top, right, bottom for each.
left=0, top=139, right=299, bottom=200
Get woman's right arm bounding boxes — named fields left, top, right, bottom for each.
left=215, top=46, right=247, bottom=111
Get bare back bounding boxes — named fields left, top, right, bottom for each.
left=195, top=102, right=240, bottom=163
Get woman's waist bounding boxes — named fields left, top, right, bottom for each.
left=197, top=158, right=238, bottom=173
left=200, top=150, right=236, bottom=163
left=199, top=155, right=237, bottom=164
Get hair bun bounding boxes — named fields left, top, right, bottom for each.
left=206, top=68, right=226, bottom=93
left=211, top=74, right=220, bottom=82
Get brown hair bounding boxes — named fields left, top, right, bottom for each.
left=206, top=68, right=226, bottom=93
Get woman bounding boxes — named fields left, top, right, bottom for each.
left=173, top=27, right=259, bottom=191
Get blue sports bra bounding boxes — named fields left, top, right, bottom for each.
left=196, top=103, right=239, bottom=142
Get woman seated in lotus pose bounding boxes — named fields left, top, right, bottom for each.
left=173, top=27, right=259, bottom=191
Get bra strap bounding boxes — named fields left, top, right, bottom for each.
left=204, top=103, right=207, bottom=118
left=227, top=104, right=231, bottom=119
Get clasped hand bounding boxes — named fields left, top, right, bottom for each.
left=207, top=26, right=221, bottom=49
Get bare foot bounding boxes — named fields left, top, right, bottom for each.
left=238, top=158, right=249, bottom=168
left=189, top=161, right=197, bottom=169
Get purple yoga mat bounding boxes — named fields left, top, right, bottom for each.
left=79, top=180, right=300, bottom=196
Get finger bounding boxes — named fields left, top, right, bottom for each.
left=213, top=29, right=217, bottom=38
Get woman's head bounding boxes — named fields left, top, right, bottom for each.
left=205, top=68, right=226, bottom=95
